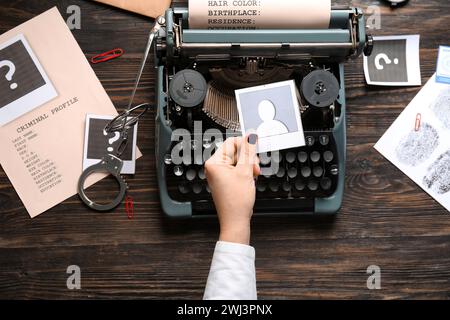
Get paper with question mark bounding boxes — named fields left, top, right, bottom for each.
left=83, top=114, right=138, bottom=174
left=364, top=35, right=421, bottom=86
left=0, top=34, right=57, bottom=126
left=0, top=8, right=141, bottom=218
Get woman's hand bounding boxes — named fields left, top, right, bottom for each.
left=205, top=134, right=260, bottom=245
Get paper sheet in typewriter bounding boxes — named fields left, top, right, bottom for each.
left=93, top=0, right=172, bottom=18
left=188, top=0, right=331, bottom=29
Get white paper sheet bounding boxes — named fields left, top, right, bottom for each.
left=374, top=74, right=450, bottom=212
left=188, top=0, right=331, bottom=29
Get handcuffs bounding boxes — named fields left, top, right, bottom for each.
left=77, top=16, right=165, bottom=211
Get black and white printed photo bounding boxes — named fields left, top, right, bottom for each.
left=235, top=80, right=305, bottom=153
left=83, top=115, right=138, bottom=174
left=0, top=34, right=57, bottom=126
left=364, top=35, right=421, bottom=86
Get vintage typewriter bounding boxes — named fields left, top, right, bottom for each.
left=155, top=6, right=372, bottom=218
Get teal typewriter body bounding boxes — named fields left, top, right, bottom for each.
left=154, top=6, right=372, bottom=218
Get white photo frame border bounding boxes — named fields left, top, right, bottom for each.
left=83, top=114, right=138, bottom=174
left=235, top=80, right=306, bottom=154
left=0, top=33, right=58, bottom=127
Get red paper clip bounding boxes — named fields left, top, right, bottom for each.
left=91, top=48, right=124, bottom=64
left=415, top=113, right=422, bottom=131
left=125, top=196, right=134, bottom=219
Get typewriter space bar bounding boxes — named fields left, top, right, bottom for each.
left=192, top=198, right=314, bottom=215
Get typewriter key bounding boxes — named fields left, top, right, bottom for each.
left=301, top=166, right=312, bottom=178
left=319, top=134, right=330, bottom=146
left=324, top=151, right=334, bottom=163
left=319, top=135, right=330, bottom=146
left=313, top=166, right=324, bottom=178
left=307, top=180, right=319, bottom=191
left=269, top=181, right=280, bottom=192
left=298, top=151, right=308, bottom=163
left=178, top=183, right=190, bottom=194
left=164, top=154, right=172, bottom=165
left=186, top=168, right=197, bottom=181
left=286, top=152, right=296, bottom=164
left=173, top=166, right=184, bottom=177
left=330, top=164, right=339, bottom=175
left=256, top=181, right=267, bottom=192
left=169, top=70, right=207, bottom=108
left=310, top=151, right=321, bottom=162
left=301, top=70, right=340, bottom=108
left=203, top=138, right=213, bottom=149
left=320, top=177, right=332, bottom=191
left=276, top=167, right=286, bottom=178
left=295, top=180, right=305, bottom=191
left=282, top=181, right=292, bottom=192
left=288, top=167, right=298, bottom=179
left=192, top=183, right=203, bottom=194
left=305, top=136, right=315, bottom=147
left=198, top=168, right=206, bottom=180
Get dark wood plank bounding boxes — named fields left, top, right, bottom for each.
left=0, top=0, right=449, bottom=299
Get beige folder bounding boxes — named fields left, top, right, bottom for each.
left=93, top=0, right=171, bottom=18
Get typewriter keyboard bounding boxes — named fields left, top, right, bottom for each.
left=164, top=131, right=340, bottom=211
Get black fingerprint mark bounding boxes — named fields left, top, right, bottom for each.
left=423, top=151, right=450, bottom=195
left=395, top=122, right=439, bottom=166
left=430, top=88, right=450, bottom=129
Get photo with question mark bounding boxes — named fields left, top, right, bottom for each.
left=364, top=35, right=421, bottom=86
left=0, top=34, right=57, bottom=126
left=83, top=115, right=138, bottom=174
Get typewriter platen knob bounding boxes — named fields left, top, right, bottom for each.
left=364, top=34, right=374, bottom=57
left=169, top=70, right=207, bottom=108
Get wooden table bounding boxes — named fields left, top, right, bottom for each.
left=0, top=0, right=449, bottom=299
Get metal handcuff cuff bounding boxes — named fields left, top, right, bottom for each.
left=77, top=16, right=165, bottom=211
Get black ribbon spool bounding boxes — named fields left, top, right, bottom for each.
left=300, top=70, right=340, bottom=108
left=169, top=69, right=207, bottom=108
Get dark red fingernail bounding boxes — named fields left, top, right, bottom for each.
left=248, top=134, right=258, bottom=145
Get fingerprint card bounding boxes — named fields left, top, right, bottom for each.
left=0, top=34, right=57, bottom=126
left=375, top=74, right=450, bottom=213
left=364, top=35, right=421, bottom=86
left=83, top=114, right=138, bottom=174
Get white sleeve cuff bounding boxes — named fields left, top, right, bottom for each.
left=204, top=241, right=257, bottom=300
left=215, top=241, right=255, bottom=258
